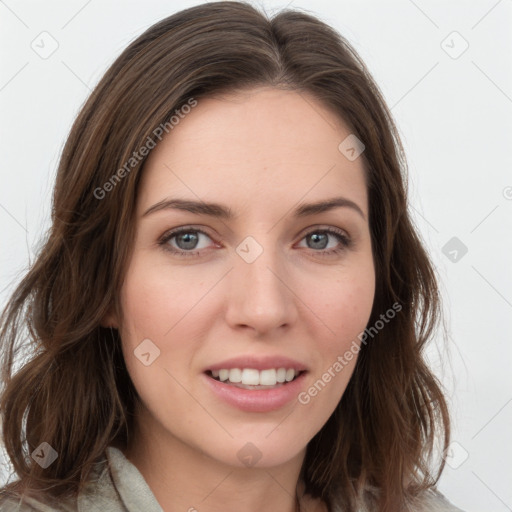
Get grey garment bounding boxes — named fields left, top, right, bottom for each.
left=0, top=446, right=463, bottom=512
left=409, top=490, right=465, bottom=512
left=0, top=446, right=163, bottom=512
left=333, top=486, right=465, bottom=512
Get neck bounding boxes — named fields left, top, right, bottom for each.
left=123, top=411, right=309, bottom=512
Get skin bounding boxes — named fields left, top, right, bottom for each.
left=103, top=86, right=375, bottom=512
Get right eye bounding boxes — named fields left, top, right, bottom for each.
left=158, top=227, right=216, bottom=257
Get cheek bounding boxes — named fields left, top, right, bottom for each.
left=119, top=256, right=209, bottom=342
left=116, top=260, right=192, bottom=395
left=318, top=266, right=376, bottom=348
left=116, top=259, right=207, bottom=415
left=305, top=262, right=375, bottom=403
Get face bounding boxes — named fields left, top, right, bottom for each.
left=110, top=86, right=375, bottom=469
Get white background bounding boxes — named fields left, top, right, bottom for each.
left=1, top=1, right=511, bottom=511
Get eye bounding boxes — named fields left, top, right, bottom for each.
left=297, top=227, right=352, bottom=256
left=158, top=226, right=352, bottom=258
left=158, top=227, right=215, bottom=257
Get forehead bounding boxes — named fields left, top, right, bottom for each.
left=137, top=87, right=368, bottom=219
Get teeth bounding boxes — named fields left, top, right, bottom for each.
left=285, top=368, right=295, bottom=382
left=259, top=369, right=276, bottom=386
left=241, top=368, right=260, bottom=385
left=229, top=368, right=242, bottom=383
left=211, top=367, right=300, bottom=386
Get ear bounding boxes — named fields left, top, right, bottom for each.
left=100, top=307, right=119, bottom=329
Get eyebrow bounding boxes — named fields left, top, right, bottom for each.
left=142, top=196, right=366, bottom=220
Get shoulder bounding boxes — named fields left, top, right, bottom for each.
left=0, top=446, right=160, bottom=512
left=0, top=452, right=110, bottom=512
left=408, top=488, right=464, bottom=512
left=336, top=485, right=464, bottom=512
left=0, top=492, right=77, bottom=511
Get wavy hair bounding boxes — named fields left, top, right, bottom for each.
left=0, top=2, right=450, bottom=511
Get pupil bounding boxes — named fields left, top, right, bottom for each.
left=178, top=232, right=198, bottom=250
left=309, top=232, right=327, bottom=249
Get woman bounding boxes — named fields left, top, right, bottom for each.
left=0, top=2, right=463, bottom=511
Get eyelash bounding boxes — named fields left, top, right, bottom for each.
left=158, top=226, right=352, bottom=258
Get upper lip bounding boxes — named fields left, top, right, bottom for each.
left=204, top=355, right=308, bottom=372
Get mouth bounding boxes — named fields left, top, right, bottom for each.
left=205, top=368, right=306, bottom=390
left=202, top=356, right=309, bottom=412
left=203, top=366, right=308, bottom=412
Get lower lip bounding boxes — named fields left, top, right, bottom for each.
left=203, top=372, right=307, bottom=412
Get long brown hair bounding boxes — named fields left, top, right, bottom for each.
left=0, top=2, right=450, bottom=511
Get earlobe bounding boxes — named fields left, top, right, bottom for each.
left=100, top=309, right=119, bottom=329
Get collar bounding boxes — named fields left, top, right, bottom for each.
left=78, top=446, right=163, bottom=512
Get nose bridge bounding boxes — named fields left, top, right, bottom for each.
left=226, top=232, right=297, bottom=332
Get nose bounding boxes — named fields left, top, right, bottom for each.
left=224, top=238, right=298, bottom=336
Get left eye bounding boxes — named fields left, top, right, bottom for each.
left=159, top=227, right=351, bottom=257
left=297, top=230, right=349, bottom=252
